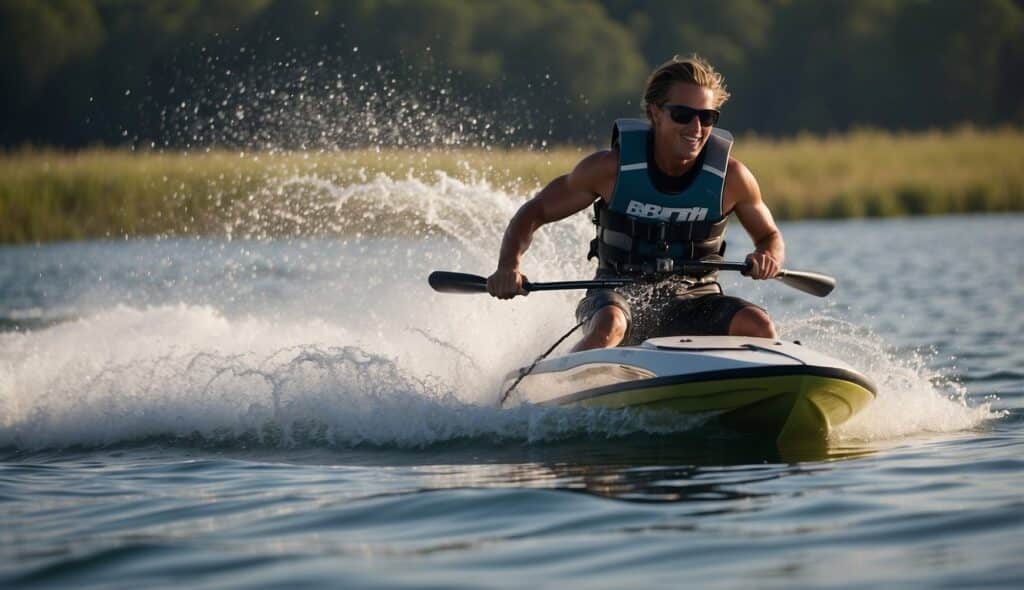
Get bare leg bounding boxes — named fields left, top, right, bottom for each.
left=571, top=306, right=628, bottom=352
left=728, top=307, right=777, bottom=339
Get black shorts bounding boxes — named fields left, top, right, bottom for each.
left=574, top=275, right=764, bottom=346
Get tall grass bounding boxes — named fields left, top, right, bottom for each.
left=1, top=127, right=1021, bottom=243
left=734, top=127, right=1024, bottom=219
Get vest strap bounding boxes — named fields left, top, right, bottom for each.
left=598, top=205, right=728, bottom=242
left=594, top=240, right=725, bottom=278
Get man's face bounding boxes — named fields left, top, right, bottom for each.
left=649, top=82, right=716, bottom=162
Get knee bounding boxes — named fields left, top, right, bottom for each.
left=590, top=306, right=628, bottom=341
left=729, top=307, right=777, bottom=339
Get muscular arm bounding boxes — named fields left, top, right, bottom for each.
left=489, top=150, right=616, bottom=297
left=725, top=158, right=785, bottom=278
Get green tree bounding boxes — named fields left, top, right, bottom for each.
left=0, top=0, right=105, bottom=142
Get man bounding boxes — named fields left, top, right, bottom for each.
left=487, top=55, right=783, bottom=351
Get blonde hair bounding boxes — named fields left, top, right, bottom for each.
left=642, top=55, right=731, bottom=117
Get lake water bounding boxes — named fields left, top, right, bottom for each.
left=1, top=175, right=1021, bottom=589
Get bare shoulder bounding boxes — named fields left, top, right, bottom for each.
left=571, top=149, right=617, bottom=179
left=726, top=157, right=758, bottom=191
left=567, top=148, right=618, bottom=199
left=724, top=156, right=763, bottom=210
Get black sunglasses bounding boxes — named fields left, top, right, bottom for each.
left=661, top=104, right=720, bottom=126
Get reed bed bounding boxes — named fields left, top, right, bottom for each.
left=1, top=127, right=1021, bottom=243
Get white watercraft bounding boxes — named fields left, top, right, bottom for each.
left=499, top=335, right=876, bottom=445
left=429, top=263, right=875, bottom=445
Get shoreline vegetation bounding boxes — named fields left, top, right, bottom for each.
left=2, top=127, right=1022, bottom=244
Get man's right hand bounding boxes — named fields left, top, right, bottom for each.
left=487, top=269, right=528, bottom=299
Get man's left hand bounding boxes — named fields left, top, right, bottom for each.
left=745, top=251, right=780, bottom=280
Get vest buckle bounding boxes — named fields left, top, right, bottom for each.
left=654, top=222, right=670, bottom=255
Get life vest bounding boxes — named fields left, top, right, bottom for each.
left=589, top=118, right=733, bottom=277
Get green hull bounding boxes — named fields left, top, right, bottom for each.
left=563, top=373, right=875, bottom=446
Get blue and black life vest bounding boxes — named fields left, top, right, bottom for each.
left=589, top=118, right=733, bottom=276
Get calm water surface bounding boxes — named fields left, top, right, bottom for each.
left=1, top=211, right=1022, bottom=589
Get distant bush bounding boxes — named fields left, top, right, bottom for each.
left=1, top=128, right=1022, bottom=243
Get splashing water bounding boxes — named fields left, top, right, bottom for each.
left=147, top=48, right=564, bottom=151
left=780, top=316, right=1000, bottom=443
left=0, top=303, right=715, bottom=450
left=0, top=171, right=655, bottom=450
left=0, top=176, right=1000, bottom=452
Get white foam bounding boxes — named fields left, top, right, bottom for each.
left=780, top=316, right=1001, bottom=442
left=0, top=304, right=707, bottom=450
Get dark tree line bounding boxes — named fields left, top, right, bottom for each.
left=2, top=0, right=1021, bottom=148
